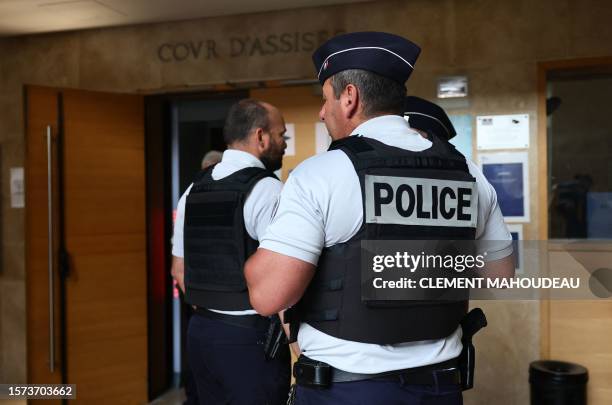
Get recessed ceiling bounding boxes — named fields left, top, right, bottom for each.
left=0, top=0, right=369, bottom=37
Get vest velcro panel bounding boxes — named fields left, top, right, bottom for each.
left=184, top=166, right=275, bottom=310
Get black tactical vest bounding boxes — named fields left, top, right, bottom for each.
left=184, top=166, right=276, bottom=310
left=286, top=135, right=478, bottom=344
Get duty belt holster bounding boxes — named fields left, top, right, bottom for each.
left=459, top=307, right=487, bottom=391
left=263, top=315, right=286, bottom=361
left=195, top=308, right=287, bottom=360
left=283, top=306, right=300, bottom=343
left=293, top=356, right=332, bottom=389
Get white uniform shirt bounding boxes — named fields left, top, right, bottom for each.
left=260, top=115, right=512, bottom=373
left=172, top=149, right=282, bottom=315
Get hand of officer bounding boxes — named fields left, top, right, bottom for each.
left=171, top=256, right=186, bottom=294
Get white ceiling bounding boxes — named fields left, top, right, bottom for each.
left=0, top=0, right=368, bottom=37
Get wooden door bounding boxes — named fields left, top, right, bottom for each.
left=26, top=86, right=63, bottom=403
left=26, top=86, right=148, bottom=404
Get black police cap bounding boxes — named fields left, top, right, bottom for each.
left=312, top=32, right=421, bottom=85
left=404, top=96, right=456, bottom=140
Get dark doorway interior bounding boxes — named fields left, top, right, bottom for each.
left=174, top=98, right=238, bottom=193
left=547, top=67, right=612, bottom=239
left=145, top=90, right=247, bottom=401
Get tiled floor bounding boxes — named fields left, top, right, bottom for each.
left=149, top=388, right=186, bottom=405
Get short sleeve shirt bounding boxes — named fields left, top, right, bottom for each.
left=259, top=115, right=512, bottom=373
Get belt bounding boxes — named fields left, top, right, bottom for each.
left=194, top=307, right=270, bottom=330
left=294, top=356, right=461, bottom=387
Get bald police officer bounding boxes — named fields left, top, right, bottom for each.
left=244, top=32, right=514, bottom=404
left=172, top=99, right=290, bottom=405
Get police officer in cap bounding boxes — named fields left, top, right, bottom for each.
left=244, top=32, right=514, bottom=404
left=404, top=95, right=457, bottom=141
left=172, top=99, right=290, bottom=404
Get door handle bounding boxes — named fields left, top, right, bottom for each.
left=46, top=125, right=55, bottom=373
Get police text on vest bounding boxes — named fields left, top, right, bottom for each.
left=365, top=175, right=478, bottom=227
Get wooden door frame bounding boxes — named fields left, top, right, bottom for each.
left=537, top=56, right=612, bottom=359
left=144, top=88, right=249, bottom=399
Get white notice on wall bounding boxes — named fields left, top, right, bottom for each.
left=10, top=167, right=24, bottom=208
left=284, top=123, right=296, bottom=156
left=315, top=122, right=331, bottom=154
left=476, top=114, right=529, bottom=150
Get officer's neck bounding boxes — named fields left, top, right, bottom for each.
left=339, top=112, right=399, bottom=138
left=226, top=140, right=262, bottom=161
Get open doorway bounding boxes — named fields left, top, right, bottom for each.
left=539, top=58, right=612, bottom=405
left=145, top=83, right=324, bottom=402
left=145, top=90, right=246, bottom=401
left=546, top=65, right=612, bottom=239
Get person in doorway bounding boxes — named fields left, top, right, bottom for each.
left=171, top=99, right=290, bottom=405
left=200, top=150, right=223, bottom=170
left=244, top=32, right=514, bottom=404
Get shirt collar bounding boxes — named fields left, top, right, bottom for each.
left=350, top=114, right=417, bottom=138
left=221, top=149, right=266, bottom=169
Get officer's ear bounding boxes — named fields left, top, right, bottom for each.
left=340, top=84, right=359, bottom=119
left=254, top=127, right=269, bottom=151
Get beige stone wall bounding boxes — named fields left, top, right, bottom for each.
left=1, top=0, right=611, bottom=402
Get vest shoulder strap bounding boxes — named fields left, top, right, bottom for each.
left=329, top=135, right=470, bottom=173
left=191, top=165, right=277, bottom=194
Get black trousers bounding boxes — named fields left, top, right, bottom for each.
left=187, top=313, right=291, bottom=405
left=296, top=379, right=462, bottom=405
left=296, top=378, right=462, bottom=405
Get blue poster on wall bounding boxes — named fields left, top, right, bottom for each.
left=479, top=152, right=529, bottom=221
left=482, top=163, right=524, bottom=216
left=449, top=114, right=473, bottom=160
